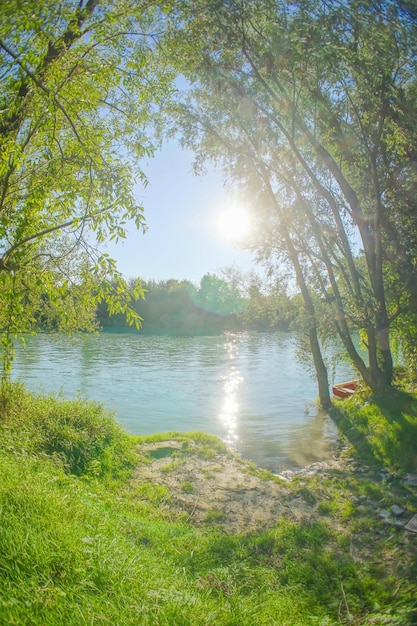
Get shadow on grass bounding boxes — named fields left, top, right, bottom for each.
left=178, top=516, right=417, bottom=624
left=329, top=405, right=380, bottom=466
left=373, top=389, right=417, bottom=471
left=329, top=389, right=417, bottom=472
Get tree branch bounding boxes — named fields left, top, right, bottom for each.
left=0, top=0, right=99, bottom=138
left=0, top=202, right=119, bottom=272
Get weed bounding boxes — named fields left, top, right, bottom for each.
left=0, top=383, right=136, bottom=481
left=296, top=486, right=318, bottom=504
left=161, top=458, right=185, bottom=473
left=198, top=445, right=218, bottom=460
left=134, top=481, right=171, bottom=505
left=203, top=509, right=226, bottom=524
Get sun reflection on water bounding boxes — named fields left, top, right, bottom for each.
left=219, top=339, right=243, bottom=448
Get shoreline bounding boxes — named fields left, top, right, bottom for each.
left=2, top=383, right=416, bottom=624
left=132, top=434, right=417, bottom=538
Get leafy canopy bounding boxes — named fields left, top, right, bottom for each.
left=0, top=0, right=174, bottom=375
left=163, top=0, right=417, bottom=393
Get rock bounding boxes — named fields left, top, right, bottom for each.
left=382, top=518, right=406, bottom=528
left=379, top=509, right=391, bottom=519
left=405, top=514, right=417, bottom=533
left=349, top=496, right=359, bottom=504
left=403, top=474, right=417, bottom=486
left=359, top=495, right=367, bottom=501
left=391, top=505, right=404, bottom=517
left=276, top=473, right=292, bottom=483
left=380, top=469, right=395, bottom=481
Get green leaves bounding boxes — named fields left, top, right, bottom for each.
left=164, top=0, right=417, bottom=392
left=0, top=0, right=174, bottom=375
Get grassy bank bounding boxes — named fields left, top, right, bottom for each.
left=0, top=383, right=416, bottom=625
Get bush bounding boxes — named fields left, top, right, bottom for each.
left=0, top=383, right=136, bottom=479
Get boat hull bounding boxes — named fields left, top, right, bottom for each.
left=332, top=380, right=358, bottom=399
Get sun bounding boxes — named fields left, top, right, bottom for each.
left=216, top=204, right=252, bottom=243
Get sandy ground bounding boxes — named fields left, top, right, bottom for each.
left=131, top=438, right=347, bottom=533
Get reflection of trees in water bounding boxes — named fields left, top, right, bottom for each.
left=285, top=410, right=339, bottom=469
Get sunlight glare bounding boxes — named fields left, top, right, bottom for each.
left=219, top=340, right=243, bottom=448
left=216, top=203, right=252, bottom=243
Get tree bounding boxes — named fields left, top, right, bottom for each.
left=137, top=278, right=199, bottom=332
left=221, top=265, right=295, bottom=330
left=194, top=272, right=245, bottom=316
left=0, top=0, right=173, bottom=377
left=164, top=0, right=417, bottom=401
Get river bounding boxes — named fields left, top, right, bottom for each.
left=11, top=331, right=355, bottom=472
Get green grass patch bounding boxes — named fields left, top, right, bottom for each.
left=149, top=446, right=178, bottom=459
left=0, top=383, right=416, bottom=625
left=136, top=430, right=228, bottom=455
left=203, top=509, right=226, bottom=524
left=0, top=382, right=136, bottom=482
left=332, top=389, right=417, bottom=472
left=161, top=458, right=185, bottom=472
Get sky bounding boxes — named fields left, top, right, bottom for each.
left=103, top=140, right=256, bottom=285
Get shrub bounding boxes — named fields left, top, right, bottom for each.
left=0, top=383, right=136, bottom=479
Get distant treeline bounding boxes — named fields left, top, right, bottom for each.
left=97, top=272, right=299, bottom=334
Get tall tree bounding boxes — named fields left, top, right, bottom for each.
left=165, top=0, right=417, bottom=399
left=0, top=0, right=173, bottom=376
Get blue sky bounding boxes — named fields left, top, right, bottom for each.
left=104, top=141, right=256, bottom=285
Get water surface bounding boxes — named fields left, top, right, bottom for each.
left=12, top=331, right=354, bottom=472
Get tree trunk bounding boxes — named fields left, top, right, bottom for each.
left=262, top=173, right=332, bottom=408
left=309, top=326, right=332, bottom=409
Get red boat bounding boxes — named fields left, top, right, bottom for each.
left=332, top=380, right=358, bottom=399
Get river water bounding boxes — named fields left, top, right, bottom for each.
left=11, top=331, right=355, bottom=472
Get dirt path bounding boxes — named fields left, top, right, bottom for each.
left=131, top=438, right=346, bottom=533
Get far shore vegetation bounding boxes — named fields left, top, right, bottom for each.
left=92, top=271, right=296, bottom=334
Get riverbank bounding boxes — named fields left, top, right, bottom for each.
left=134, top=432, right=417, bottom=533
left=133, top=435, right=350, bottom=533
left=0, top=383, right=416, bottom=624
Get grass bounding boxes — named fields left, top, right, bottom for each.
left=0, top=382, right=416, bottom=624
left=181, top=481, right=194, bottom=494
left=330, top=387, right=417, bottom=472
